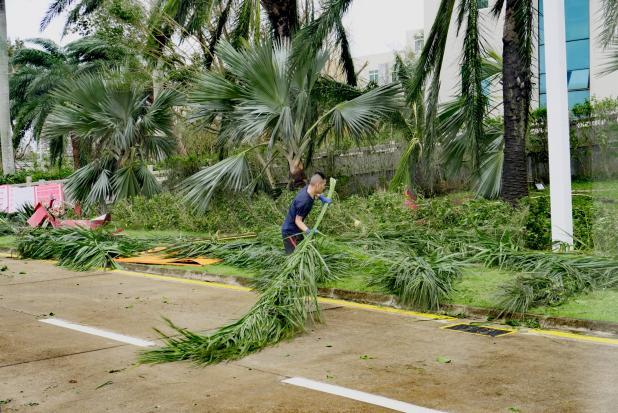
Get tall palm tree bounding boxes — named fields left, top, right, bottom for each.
left=10, top=37, right=134, bottom=168
left=495, top=0, right=533, bottom=203
left=43, top=73, right=182, bottom=206
left=0, top=0, right=15, bottom=174
left=408, top=0, right=533, bottom=204
left=180, top=40, right=402, bottom=210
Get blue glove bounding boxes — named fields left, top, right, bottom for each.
left=305, top=228, right=316, bottom=236
left=319, top=194, right=332, bottom=204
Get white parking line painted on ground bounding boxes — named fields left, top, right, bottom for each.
left=282, top=377, right=445, bottom=413
left=39, top=318, right=156, bottom=347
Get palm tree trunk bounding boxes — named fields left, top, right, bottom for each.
left=70, top=133, right=81, bottom=169
left=500, top=0, right=531, bottom=204
left=261, top=0, right=299, bottom=40
left=0, top=0, right=15, bottom=175
left=288, top=157, right=306, bottom=189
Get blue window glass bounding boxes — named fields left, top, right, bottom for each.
left=565, top=0, right=589, bottom=41
left=568, top=90, right=590, bottom=107
left=482, top=79, right=491, bottom=96
left=566, top=39, right=589, bottom=70
left=538, top=0, right=590, bottom=109
left=567, top=69, right=589, bottom=90
left=477, top=0, right=489, bottom=8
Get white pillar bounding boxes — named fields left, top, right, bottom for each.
left=544, top=0, right=574, bottom=247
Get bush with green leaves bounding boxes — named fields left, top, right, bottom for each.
left=521, top=195, right=616, bottom=251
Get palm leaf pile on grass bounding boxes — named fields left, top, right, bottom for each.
left=140, top=179, right=337, bottom=365
left=17, top=227, right=151, bottom=271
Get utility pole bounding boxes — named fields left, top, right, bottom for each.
left=544, top=0, right=574, bottom=248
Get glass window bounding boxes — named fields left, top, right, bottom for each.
left=540, top=93, right=547, bottom=108
left=566, top=39, right=589, bottom=70
left=567, top=69, right=589, bottom=90
left=539, top=73, right=546, bottom=94
left=477, top=0, right=489, bottom=8
left=368, top=70, right=379, bottom=83
left=539, top=45, right=545, bottom=74
left=565, top=0, right=589, bottom=41
left=482, top=79, right=491, bottom=96
left=415, top=38, right=424, bottom=53
left=568, top=90, right=590, bottom=107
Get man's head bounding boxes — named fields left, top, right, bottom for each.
left=308, top=172, right=327, bottom=195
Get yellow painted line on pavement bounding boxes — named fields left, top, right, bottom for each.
left=112, top=269, right=454, bottom=321
left=4, top=258, right=616, bottom=345
left=527, top=328, right=618, bottom=346
left=317, top=297, right=454, bottom=320
left=112, top=269, right=252, bottom=292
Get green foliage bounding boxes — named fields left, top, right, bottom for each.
left=140, top=180, right=337, bottom=365
left=0, top=168, right=73, bottom=185
left=16, top=227, right=151, bottom=271
left=521, top=195, right=614, bottom=251
left=368, top=253, right=462, bottom=310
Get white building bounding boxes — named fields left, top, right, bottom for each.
left=354, top=29, right=424, bottom=86
left=423, top=0, right=618, bottom=108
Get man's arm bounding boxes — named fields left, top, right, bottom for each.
left=294, top=215, right=310, bottom=234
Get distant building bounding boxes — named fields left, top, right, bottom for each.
left=423, top=0, right=618, bottom=108
left=353, top=29, right=424, bottom=87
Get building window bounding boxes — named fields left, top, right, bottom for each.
left=368, top=70, right=379, bottom=84
left=414, top=38, right=424, bottom=53
left=538, top=0, right=590, bottom=109
left=477, top=0, right=489, bottom=8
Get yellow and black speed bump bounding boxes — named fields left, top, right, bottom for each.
left=442, top=323, right=515, bottom=338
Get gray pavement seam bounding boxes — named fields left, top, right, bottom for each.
left=0, top=345, right=126, bottom=369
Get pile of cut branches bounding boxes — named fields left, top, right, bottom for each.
left=140, top=178, right=338, bottom=365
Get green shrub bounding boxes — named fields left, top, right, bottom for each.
left=521, top=195, right=617, bottom=251
left=0, top=168, right=73, bottom=185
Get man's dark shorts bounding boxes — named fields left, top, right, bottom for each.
left=283, top=234, right=304, bottom=255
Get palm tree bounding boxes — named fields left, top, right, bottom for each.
left=0, top=0, right=15, bottom=174
left=41, top=0, right=108, bottom=33
left=407, top=0, right=533, bottom=205
left=10, top=37, right=135, bottom=168
left=180, top=40, right=402, bottom=210
left=392, top=50, right=504, bottom=198
left=496, top=0, right=533, bottom=204
left=42, top=73, right=182, bottom=207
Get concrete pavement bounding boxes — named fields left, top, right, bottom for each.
left=0, top=257, right=616, bottom=412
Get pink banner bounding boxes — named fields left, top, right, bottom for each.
left=9, top=187, right=35, bottom=213
left=34, top=183, right=65, bottom=207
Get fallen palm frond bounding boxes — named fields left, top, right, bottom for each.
left=17, top=227, right=151, bottom=271
left=140, top=179, right=337, bottom=365
left=479, top=246, right=618, bottom=315
left=368, top=252, right=463, bottom=310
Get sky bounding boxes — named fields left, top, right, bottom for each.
left=6, top=0, right=424, bottom=57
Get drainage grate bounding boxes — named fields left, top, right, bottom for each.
left=442, top=323, right=515, bottom=338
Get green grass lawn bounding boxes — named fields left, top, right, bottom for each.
left=0, top=235, right=15, bottom=249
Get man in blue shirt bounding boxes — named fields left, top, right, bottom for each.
left=281, top=172, right=332, bottom=254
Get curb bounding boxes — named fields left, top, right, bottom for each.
left=118, top=262, right=618, bottom=336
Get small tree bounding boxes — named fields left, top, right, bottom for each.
left=181, top=40, right=402, bottom=211
left=43, top=73, right=182, bottom=207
